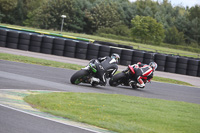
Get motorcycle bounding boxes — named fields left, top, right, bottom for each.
left=109, top=65, right=148, bottom=89
left=70, top=59, right=110, bottom=86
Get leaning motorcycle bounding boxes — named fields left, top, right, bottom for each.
left=109, top=65, right=147, bottom=89
left=70, top=60, right=109, bottom=86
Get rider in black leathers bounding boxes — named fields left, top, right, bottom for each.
left=89, top=53, right=120, bottom=86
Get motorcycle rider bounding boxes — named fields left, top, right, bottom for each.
left=88, top=53, right=120, bottom=86
left=124, top=62, right=157, bottom=88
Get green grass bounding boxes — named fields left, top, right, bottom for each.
left=153, top=76, right=193, bottom=86
left=0, top=53, right=83, bottom=70
left=0, top=52, right=193, bottom=86
left=1, top=23, right=199, bottom=58
left=24, top=92, right=200, bottom=133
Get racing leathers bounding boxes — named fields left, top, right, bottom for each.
left=126, top=62, right=153, bottom=88
left=89, top=56, right=118, bottom=86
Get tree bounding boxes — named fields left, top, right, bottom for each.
left=165, top=26, right=185, bottom=45
left=174, top=12, right=189, bottom=34
left=96, top=24, right=131, bottom=36
left=24, top=0, right=83, bottom=32
left=0, top=0, right=17, bottom=12
left=189, top=18, right=200, bottom=45
left=135, top=0, right=159, bottom=16
left=187, top=5, right=200, bottom=45
left=85, top=1, right=121, bottom=33
left=0, top=11, right=5, bottom=22
left=188, top=5, right=200, bottom=21
left=0, top=0, right=17, bottom=23
left=131, top=15, right=165, bottom=45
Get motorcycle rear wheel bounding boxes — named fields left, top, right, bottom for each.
left=109, top=72, right=126, bottom=86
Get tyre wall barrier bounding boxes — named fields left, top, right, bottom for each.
left=86, top=44, right=100, bottom=60
left=75, top=42, right=88, bottom=59
left=187, top=59, right=199, bottom=76
left=132, top=50, right=145, bottom=64
left=154, top=54, right=167, bottom=71
left=176, top=57, right=188, bottom=75
left=98, top=45, right=110, bottom=57
left=165, top=55, right=178, bottom=73
left=41, top=36, right=54, bottom=54
left=6, top=30, right=19, bottom=49
left=52, top=38, right=65, bottom=56
left=120, top=49, right=133, bottom=66
left=0, top=29, right=7, bottom=47
left=143, top=52, right=155, bottom=64
left=29, top=34, right=43, bottom=52
left=63, top=40, right=77, bottom=58
left=18, top=32, right=31, bottom=51
left=0, top=28, right=200, bottom=77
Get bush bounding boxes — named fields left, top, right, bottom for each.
left=96, top=24, right=131, bottom=37
left=96, top=33, right=133, bottom=42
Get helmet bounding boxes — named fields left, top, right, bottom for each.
left=149, top=62, right=157, bottom=71
left=111, top=53, right=120, bottom=63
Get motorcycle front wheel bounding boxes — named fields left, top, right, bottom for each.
left=70, top=70, right=89, bottom=85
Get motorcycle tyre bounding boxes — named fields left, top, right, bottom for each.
left=70, top=70, right=89, bottom=84
left=131, top=84, right=138, bottom=89
left=109, top=72, right=126, bottom=86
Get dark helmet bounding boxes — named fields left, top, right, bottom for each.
left=111, top=53, right=120, bottom=63
left=149, top=62, right=157, bottom=71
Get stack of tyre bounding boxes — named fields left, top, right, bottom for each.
left=98, top=45, right=110, bottom=57
left=110, top=47, right=122, bottom=59
left=0, top=29, right=7, bottom=47
left=6, top=31, right=19, bottom=49
left=63, top=40, right=77, bottom=58
left=132, top=50, right=145, bottom=64
left=18, top=33, right=31, bottom=51
left=164, top=55, right=178, bottom=73
left=40, top=36, right=54, bottom=54
left=143, top=52, right=155, bottom=64
left=86, top=44, right=100, bottom=60
left=176, top=57, right=188, bottom=75
left=198, top=63, right=200, bottom=77
left=29, top=34, right=43, bottom=52
left=120, top=49, right=133, bottom=65
left=154, top=54, right=167, bottom=71
left=75, top=42, right=88, bottom=59
left=186, top=58, right=199, bottom=76
left=52, top=38, right=65, bottom=56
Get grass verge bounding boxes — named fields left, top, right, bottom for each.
left=0, top=52, right=193, bottom=86
left=24, top=92, right=200, bottom=133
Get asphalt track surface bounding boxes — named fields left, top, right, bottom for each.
left=0, top=60, right=200, bottom=133
left=0, top=105, right=94, bottom=133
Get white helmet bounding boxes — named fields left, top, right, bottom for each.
left=111, top=53, right=120, bottom=63
left=149, top=62, right=157, bottom=71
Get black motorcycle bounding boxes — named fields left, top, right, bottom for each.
left=70, top=60, right=110, bottom=86
left=109, top=65, right=148, bottom=89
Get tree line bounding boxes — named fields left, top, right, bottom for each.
left=0, top=0, right=199, bottom=46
